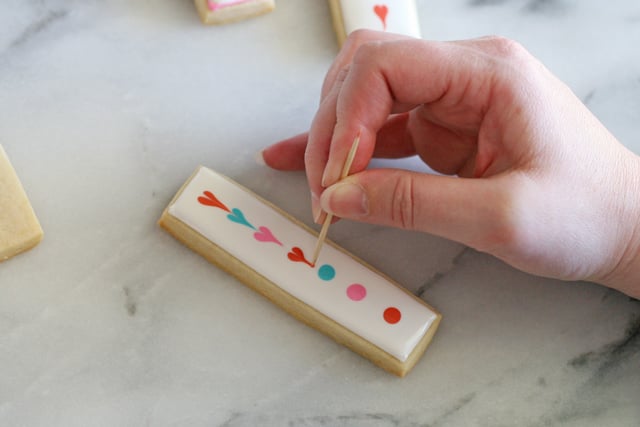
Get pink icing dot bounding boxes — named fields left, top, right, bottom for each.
left=346, top=284, right=367, bottom=301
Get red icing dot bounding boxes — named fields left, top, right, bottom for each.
left=383, top=307, right=401, bottom=324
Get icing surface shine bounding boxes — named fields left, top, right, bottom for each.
left=168, top=167, right=437, bottom=361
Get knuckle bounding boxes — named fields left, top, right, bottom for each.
left=486, top=36, right=527, bottom=60
left=343, top=29, right=378, bottom=49
left=323, top=31, right=383, bottom=97
left=390, top=176, right=418, bottom=230
left=321, top=65, right=351, bottom=98
left=334, top=65, right=351, bottom=85
left=352, top=39, right=384, bottom=66
left=478, top=185, right=530, bottom=252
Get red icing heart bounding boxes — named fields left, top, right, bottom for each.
left=287, top=247, right=313, bottom=267
left=373, top=4, right=388, bottom=30
left=198, top=190, right=230, bottom=212
left=254, top=226, right=282, bottom=246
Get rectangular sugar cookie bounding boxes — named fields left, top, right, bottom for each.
left=194, top=0, right=275, bottom=25
left=328, top=0, right=421, bottom=46
left=0, top=145, right=43, bottom=262
left=159, top=166, right=440, bottom=376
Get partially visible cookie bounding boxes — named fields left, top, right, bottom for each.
left=0, top=146, right=43, bottom=262
left=194, top=0, right=275, bottom=25
left=328, top=0, right=421, bottom=46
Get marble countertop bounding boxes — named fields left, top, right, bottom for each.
left=1, top=0, right=639, bottom=425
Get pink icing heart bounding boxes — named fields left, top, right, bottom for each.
left=253, top=226, right=282, bottom=246
left=374, top=4, right=388, bottom=30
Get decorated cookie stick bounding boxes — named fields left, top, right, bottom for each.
left=159, top=166, right=441, bottom=376
left=194, top=0, right=275, bottom=25
left=328, top=0, right=421, bottom=46
left=0, top=146, right=43, bottom=262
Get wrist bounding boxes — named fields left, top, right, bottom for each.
left=597, top=151, right=640, bottom=299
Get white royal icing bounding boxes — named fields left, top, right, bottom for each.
left=168, top=167, right=437, bottom=362
left=340, top=0, right=421, bottom=38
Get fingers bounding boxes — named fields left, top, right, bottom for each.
left=311, top=36, right=498, bottom=195
left=405, top=109, right=479, bottom=176
left=319, top=168, right=501, bottom=249
left=268, top=32, right=536, bottom=230
left=260, top=132, right=308, bottom=170
left=321, top=30, right=413, bottom=101
left=369, top=113, right=416, bottom=159
left=310, top=31, right=420, bottom=207
left=263, top=113, right=417, bottom=172
left=305, top=65, right=349, bottom=219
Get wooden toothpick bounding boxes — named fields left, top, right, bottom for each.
left=310, top=132, right=361, bottom=266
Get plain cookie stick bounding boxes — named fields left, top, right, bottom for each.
left=0, top=146, right=43, bottom=262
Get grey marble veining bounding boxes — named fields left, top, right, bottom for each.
left=1, top=0, right=639, bottom=426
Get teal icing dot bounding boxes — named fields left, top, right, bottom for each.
left=318, top=264, right=336, bottom=281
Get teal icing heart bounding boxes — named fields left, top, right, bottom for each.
left=227, top=208, right=255, bottom=230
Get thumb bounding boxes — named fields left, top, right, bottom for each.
left=319, top=169, right=502, bottom=249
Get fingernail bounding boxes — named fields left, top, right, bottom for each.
left=320, top=182, right=368, bottom=217
left=312, top=193, right=324, bottom=224
left=321, top=164, right=339, bottom=188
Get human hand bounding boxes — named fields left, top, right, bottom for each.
left=261, top=30, right=640, bottom=298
